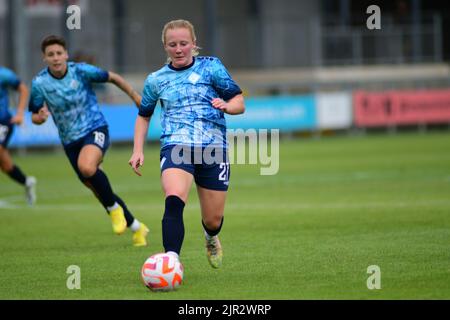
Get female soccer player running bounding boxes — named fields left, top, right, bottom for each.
left=29, top=35, right=148, bottom=246
left=0, top=66, right=36, bottom=205
left=129, top=20, right=245, bottom=268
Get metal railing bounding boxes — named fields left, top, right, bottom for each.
left=319, top=13, right=443, bottom=66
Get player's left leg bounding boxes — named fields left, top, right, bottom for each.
left=77, top=144, right=147, bottom=241
left=195, top=146, right=230, bottom=268
left=77, top=144, right=118, bottom=210
left=63, top=128, right=147, bottom=245
left=65, top=126, right=146, bottom=243
left=81, top=177, right=148, bottom=245
left=197, top=186, right=227, bottom=268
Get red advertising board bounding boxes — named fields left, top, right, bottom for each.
left=354, top=89, right=450, bottom=127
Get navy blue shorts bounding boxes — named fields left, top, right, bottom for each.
left=160, top=145, right=231, bottom=191
left=63, top=126, right=110, bottom=181
left=0, top=123, right=14, bottom=148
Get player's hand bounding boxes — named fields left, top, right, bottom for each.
left=38, top=107, right=50, bottom=122
left=10, top=114, right=24, bottom=125
left=128, top=152, right=144, bottom=176
left=31, top=106, right=50, bottom=125
left=211, top=98, right=228, bottom=112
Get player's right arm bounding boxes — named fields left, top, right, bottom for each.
left=31, top=105, right=50, bottom=125
left=129, top=115, right=150, bottom=176
left=128, top=74, right=158, bottom=176
left=29, top=79, right=49, bottom=125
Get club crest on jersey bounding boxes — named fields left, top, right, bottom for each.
left=70, top=80, right=79, bottom=89
left=188, top=72, right=201, bottom=84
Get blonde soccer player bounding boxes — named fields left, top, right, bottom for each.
left=129, top=19, right=245, bottom=268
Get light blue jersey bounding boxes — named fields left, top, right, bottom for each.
left=29, top=62, right=109, bottom=145
left=140, top=56, right=242, bottom=149
left=0, top=66, right=21, bottom=125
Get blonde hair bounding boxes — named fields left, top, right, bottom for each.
left=162, top=19, right=200, bottom=61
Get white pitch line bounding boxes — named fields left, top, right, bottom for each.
left=0, top=199, right=21, bottom=209
left=1, top=199, right=449, bottom=212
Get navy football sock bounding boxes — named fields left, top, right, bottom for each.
left=202, top=216, right=224, bottom=237
left=114, top=194, right=135, bottom=227
left=162, top=195, right=185, bottom=255
left=86, top=169, right=115, bottom=208
left=7, top=165, right=27, bottom=185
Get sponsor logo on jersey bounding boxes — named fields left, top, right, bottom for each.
left=188, top=72, right=201, bottom=84
left=70, top=80, right=79, bottom=90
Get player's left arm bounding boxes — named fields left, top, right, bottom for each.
left=10, top=82, right=29, bottom=125
left=210, top=58, right=245, bottom=115
left=108, top=72, right=142, bottom=108
left=211, top=94, right=245, bottom=115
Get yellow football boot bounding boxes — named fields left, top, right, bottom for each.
left=110, top=205, right=127, bottom=235
left=206, top=235, right=223, bottom=268
left=132, top=223, right=149, bottom=247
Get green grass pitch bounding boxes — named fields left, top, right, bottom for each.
left=0, top=132, right=449, bottom=299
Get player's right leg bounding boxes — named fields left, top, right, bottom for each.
left=160, top=145, right=195, bottom=259
left=0, top=124, right=37, bottom=205
left=161, top=168, right=194, bottom=258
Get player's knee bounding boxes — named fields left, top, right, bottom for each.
left=203, top=215, right=223, bottom=230
left=165, top=191, right=188, bottom=203
left=0, top=159, right=12, bottom=173
left=78, top=163, right=97, bottom=178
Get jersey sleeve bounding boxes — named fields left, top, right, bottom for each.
left=77, top=63, right=109, bottom=83
left=28, top=79, right=45, bottom=113
left=211, top=58, right=242, bottom=101
left=139, top=74, right=159, bottom=117
left=2, top=68, right=21, bottom=90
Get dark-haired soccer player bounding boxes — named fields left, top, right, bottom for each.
left=0, top=66, right=37, bottom=205
left=29, top=35, right=148, bottom=246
